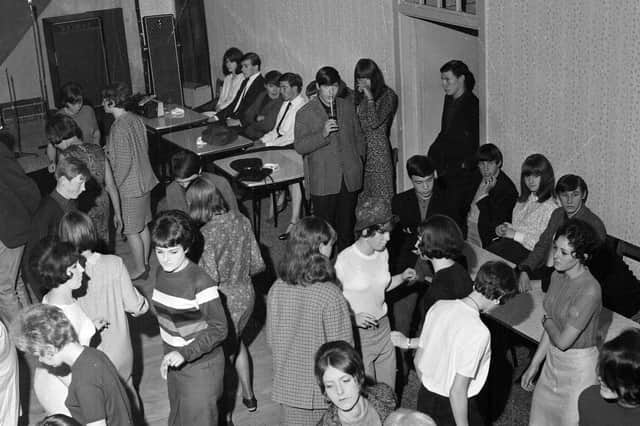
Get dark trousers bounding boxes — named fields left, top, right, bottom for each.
left=311, top=180, right=358, bottom=253
left=417, top=385, right=485, bottom=426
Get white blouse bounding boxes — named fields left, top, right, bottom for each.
left=511, top=194, right=558, bottom=250
left=215, top=73, right=244, bottom=111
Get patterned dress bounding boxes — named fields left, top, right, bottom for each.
left=199, top=212, right=264, bottom=340
left=358, top=87, right=398, bottom=203
left=61, top=144, right=111, bottom=247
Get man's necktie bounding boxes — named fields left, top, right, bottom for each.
left=275, top=101, right=292, bottom=137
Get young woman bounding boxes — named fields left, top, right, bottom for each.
left=187, top=176, right=265, bottom=418
left=215, top=47, right=245, bottom=112
left=578, top=328, right=640, bottom=425
left=335, top=198, right=416, bottom=390
left=59, top=211, right=148, bottom=414
left=46, top=114, right=122, bottom=250
left=267, top=217, right=354, bottom=425
left=103, top=82, right=159, bottom=280
left=315, top=340, right=397, bottom=425
left=487, top=153, right=557, bottom=264
left=29, top=237, right=102, bottom=415
left=354, top=58, right=398, bottom=203
left=521, top=219, right=602, bottom=425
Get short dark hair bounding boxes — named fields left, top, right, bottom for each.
left=305, top=80, right=318, bottom=98
left=46, top=114, right=83, bottom=145
left=0, top=130, right=16, bottom=150
left=476, top=143, right=503, bottom=167
left=598, top=328, right=640, bottom=406
left=417, top=214, right=464, bottom=259
left=277, top=216, right=337, bottom=286
left=170, top=150, right=200, bottom=179
left=316, top=67, right=340, bottom=86
left=59, top=211, right=98, bottom=252
left=10, top=304, right=79, bottom=357
left=264, top=70, right=282, bottom=86
left=554, top=218, right=599, bottom=264
left=440, top=60, right=476, bottom=91
left=406, top=155, right=435, bottom=178
left=354, top=58, right=386, bottom=103
left=555, top=174, right=588, bottom=201
left=474, top=261, right=517, bottom=304
left=37, top=414, right=82, bottom=426
left=102, top=82, right=134, bottom=110
left=150, top=210, right=195, bottom=250
left=30, top=237, right=81, bottom=291
left=279, top=72, right=303, bottom=91
left=54, top=155, right=90, bottom=181
left=315, top=340, right=366, bottom=395
left=222, top=47, right=243, bottom=75
left=241, top=52, right=261, bottom=69
left=519, top=153, right=555, bottom=203
left=58, top=82, right=83, bottom=107
left=186, top=175, right=228, bottom=224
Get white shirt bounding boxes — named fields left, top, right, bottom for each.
left=261, top=94, right=308, bottom=147
left=216, top=73, right=244, bottom=111
left=414, top=299, right=491, bottom=398
left=335, top=244, right=391, bottom=320
left=0, top=322, right=19, bottom=426
left=233, top=72, right=261, bottom=112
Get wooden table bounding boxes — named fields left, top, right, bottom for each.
left=214, top=149, right=306, bottom=238
left=464, top=242, right=639, bottom=343
left=141, top=104, right=208, bottom=134
left=162, top=126, right=254, bottom=157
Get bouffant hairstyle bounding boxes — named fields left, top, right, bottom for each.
left=554, top=218, right=599, bottom=264
left=30, top=237, right=81, bottom=291
left=186, top=175, right=228, bottom=225
left=598, top=328, right=640, bottom=406
left=518, top=153, right=555, bottom=203
left=416, top=214, right=464, bottom=260
left=59, top=211, right=98, bottom=253
left=315, top=340, right=366, bottom=395
left=10, top=304, right=79, bottom=357
left=150, top=210, right=195, bottom=250
left=474, top=261, right=518, bottom=305
left=222, top=47, right=243, bottom=75
left=45, top=114, right=83, bottom=145
left=354, top=58, right=387, bottom=104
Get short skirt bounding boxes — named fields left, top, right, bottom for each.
left=121, top=193, right=152, bottom=234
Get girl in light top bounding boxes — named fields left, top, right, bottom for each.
left=487, top=153, right=557, bottom=264
left=335, top=198, right=416, bottom=391
left=215, top=47, right=245, bottom=112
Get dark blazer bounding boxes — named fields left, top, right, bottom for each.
left=467, top=170, right=518, bottom=247
left=389, top=181, right=464, bottom=273
left=294, top=96, right=364, bottom=196
left=218, top=74, right=266, bottom=123
left=241, top=92, right=283, bottom=140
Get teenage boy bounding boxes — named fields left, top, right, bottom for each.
left=150, top=210, right=228, bottom=426
left=294, top=66, right=364, bottom=252
left=218, top=52, right=266, bottom=125
left=11, top=304, right=133, bottom=425
left=391, top=261, right=518, bottom=426
left=517, top=174, right=606, bottom=291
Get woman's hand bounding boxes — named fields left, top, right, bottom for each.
left=390, top=331, right=408, bottom=348
left=160, top=351, right=185, bottom=380
left=520, top=364, right=539, bottom=392
left=401, top=268, right=417, bottom=282
left=355, top=312, right=378, bottom=329
left=495, top=223, right=507, bottom=237
left=503, top=225, right=516, bottom=239
left=93, top=318, right=110, bottom=332
left=113, top=213, right=123, bottom=232
left=48, top=162, right=56, bottom=173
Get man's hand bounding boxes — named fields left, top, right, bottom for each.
left=226, top=118, right=241, bottom=127
left=322, top=119, right=339, bottom=137
left=355, top=312, right=378, bottom=329
left=160, top=351, right=185, bottom=380
left=518, top=271, right=532, bottom=293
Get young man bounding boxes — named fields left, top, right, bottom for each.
left=0, top=131, right=41, bottom=322
left=11, top=304, right=133, bottom=425
left=517, top=174, right=606, bottom=291
left=259, top=72, right=307, bottom=148
left=22, top=156, right=90, bottom=300
left=150, top=210, right=228, bottom=426
left=295, top=66, right=364, bottom=251
left=218, top=52, right=266, bottom=125
left=391, top=261, right=518, bottom=426
left=238, top=70, right=284, bottom=139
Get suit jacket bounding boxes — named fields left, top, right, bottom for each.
left=294, top=96, right=364, bottom=196
left=467, top=170, right=518, bottom=247
left=389, top=183, right=463, bottom=273
left=241, top=92, right=284, bottom=140
left=218, top=74, right=266, bottom=124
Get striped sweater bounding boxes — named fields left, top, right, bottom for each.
left=152, top=262, right=227, bottom=364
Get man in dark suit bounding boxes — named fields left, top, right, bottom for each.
left=218, top=52, right=266, bottom=126
left=294, top=66, right=364, bottom=252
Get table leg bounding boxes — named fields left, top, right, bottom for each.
left=272, top=190, right=278, bottom=228
left=299, top=182, right=310, bottom=215
left=252, top=193, right=261, bottom=239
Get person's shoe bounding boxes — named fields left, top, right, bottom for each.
left=278, top=232, right=290, bottom=240
left=242, top=396, right=257, bottom=412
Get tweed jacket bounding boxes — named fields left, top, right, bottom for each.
left=294, top=96, right=364, bottom=196
left=267, top=279, right=354, bottom=409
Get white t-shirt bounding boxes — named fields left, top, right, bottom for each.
left=335, top=244, right=391, bottom=320
left=414, top=299, right=491, bottom=398
left=0, top=322, right=19, bottom=426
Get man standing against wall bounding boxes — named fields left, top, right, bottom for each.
left=295, top=66, right=364, bottom=251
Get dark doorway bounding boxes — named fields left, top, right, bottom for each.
left=175, top=0, right=211, bottom=86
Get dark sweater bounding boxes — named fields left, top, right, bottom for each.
left=423, top=262, right=474, bottom=314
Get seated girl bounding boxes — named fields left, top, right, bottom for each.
left=487, top=153, right=557, bottom=264
left=315, top=340, right=397, bottom=425
left=215, top=47, right=245, bottom=112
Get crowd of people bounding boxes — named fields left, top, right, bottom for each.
left=0, top=45, right=639, bottom=426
